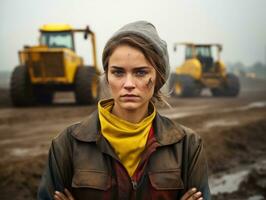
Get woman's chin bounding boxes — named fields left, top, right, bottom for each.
left=119, top=101, right=142, bottom=111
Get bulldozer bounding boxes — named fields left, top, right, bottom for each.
left=169, top=42, right=240, bottom=97
left=10, top=24, right=100, bottom=106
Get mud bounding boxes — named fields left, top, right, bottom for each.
left=0, top=77, right=266, bottom=199
left=211, top=159, right=266, bottom=200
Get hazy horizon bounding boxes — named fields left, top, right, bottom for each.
left=1, top=0, right=266, bottom=72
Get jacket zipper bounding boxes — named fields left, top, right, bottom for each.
left=97, top=132, right=139, bottom=191
left=131, top=179, right=138, bottom=190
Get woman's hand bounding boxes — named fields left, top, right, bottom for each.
left=181, top=188, right=203, bottom=200
left=54, top=188, right=75, bottom=200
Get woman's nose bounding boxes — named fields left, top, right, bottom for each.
left=123, top=74, right=136, bottom=89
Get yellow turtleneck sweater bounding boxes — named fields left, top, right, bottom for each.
left=98, top=99, right=156, bottom=177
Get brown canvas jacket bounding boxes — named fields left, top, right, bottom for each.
left=38, top=110, right=211, bottom=200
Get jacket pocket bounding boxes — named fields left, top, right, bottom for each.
left=72, top=170, right=112, bottom=190
left=148, top=169, right=184, bottom=190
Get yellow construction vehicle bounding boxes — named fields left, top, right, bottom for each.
left=10, top=24, right=100, bottom=106
left=169, top=42, right=240, bottom=97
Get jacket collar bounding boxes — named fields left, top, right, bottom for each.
left=71, top=109, right=185, bottom=146
left=71, top=110, right=100, bottom=142
left=153, top=112, right=185, bottom=145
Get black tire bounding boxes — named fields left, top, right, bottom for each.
left=224, top=73, right=240, bottom=96
left=211, top=73, right=240, bottom=97
left=74, top=66, right=100, bottom=105
left=169, top=73, right=201, bottom=97
left=211, top=87, right=225, bottom=97
left=10, top=65, right=35, bottom=106
left=34, top=87, right=54, bottom=105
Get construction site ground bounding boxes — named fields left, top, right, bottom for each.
left=0, top=77, right=265, bottom=200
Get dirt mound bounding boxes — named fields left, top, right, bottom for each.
left=212, top=161, right=266, bottom=200
left=203, top=119, right=266, bottom=173
left=0, top=155, right=47, bottom=200
left=209, top=119, right=266, bottom=199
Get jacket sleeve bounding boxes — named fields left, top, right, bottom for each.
left=182, top=128, right=211, bottom=200
left=37, top=127, right=74, bottom=200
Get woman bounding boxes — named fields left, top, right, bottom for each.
left=38, top=21, right=211, bottom=200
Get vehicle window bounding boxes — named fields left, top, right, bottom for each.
left=41, top=32, right=73, bottom=50
left=185, top=46, right=193, bottom=59
left=195, top=47, right=211, bottom=58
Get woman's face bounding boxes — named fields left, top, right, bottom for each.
left=107, top=45, right=156, bottom=112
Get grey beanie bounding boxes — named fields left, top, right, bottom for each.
left=103, top=21, right=170, bottom=82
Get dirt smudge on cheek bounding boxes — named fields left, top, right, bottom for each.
left=146, top=78, right=153, bottom=89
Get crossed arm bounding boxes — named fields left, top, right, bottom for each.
left=54, top=188, right=204, bottom=200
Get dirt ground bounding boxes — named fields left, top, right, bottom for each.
left=0, top=77, right=266, bottom=199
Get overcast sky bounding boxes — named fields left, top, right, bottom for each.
left=0, top=0, right=265, bottom=72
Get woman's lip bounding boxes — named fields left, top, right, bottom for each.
left=120, top=95, right=140, bottom=101
left=121, top=94, right=138, bottom=97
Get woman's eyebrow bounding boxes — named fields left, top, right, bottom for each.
left=133, top=66, right=150, bottom=70
left=109, top=66, right=150, bottom=70
left=109, top=66, right=124, bottom=70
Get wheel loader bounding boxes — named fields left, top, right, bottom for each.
left=169, top=43, right=240, bottom=97
left=10, top=24, right=100, bottom=106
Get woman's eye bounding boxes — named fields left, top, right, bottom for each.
left=111, top=70, right=124, bottom=77
left=135, top=70, right=148, bottom=77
